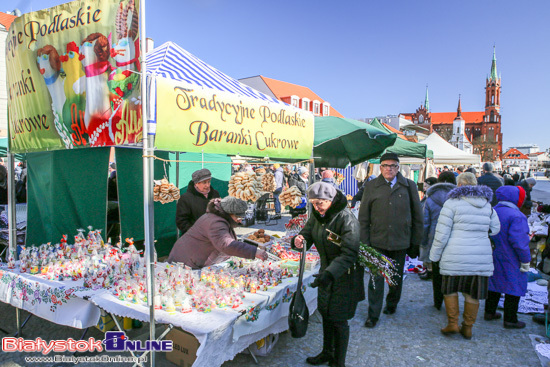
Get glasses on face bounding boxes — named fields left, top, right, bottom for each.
left=380, top=164, right=399, bottom=169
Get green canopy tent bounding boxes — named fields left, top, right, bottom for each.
left=0, top=138, right=25, bottom=161
left=368, top=118, right=433, bottom=160
left=313, top=117, right=397, bottom=168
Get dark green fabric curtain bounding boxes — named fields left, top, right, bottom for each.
left=171, top=152, right=231, bottom=197
left=26, top=148, right=110, bottom=246
left=116, top=148, right=177, bottom=258
left=26, top=147, right=231, bottom=256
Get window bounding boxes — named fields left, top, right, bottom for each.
left=313, top=100, right=320, bottom=115
left=490, top=111, right=495, bottom=122
left=290, top=95, right=299, bottom=108
left=323, top=103, right=330, bottom=116
left=302, top=98, right=310, bottom=111
left=419, top=115, right=424, bottom=123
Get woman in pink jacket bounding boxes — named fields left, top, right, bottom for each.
left=168, top=197, right=268, bottom=268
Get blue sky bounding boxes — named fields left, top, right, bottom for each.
left=7, top=0, right=550, bottom=151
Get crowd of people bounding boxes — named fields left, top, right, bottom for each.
left=165, top=156, right=543, bottom=367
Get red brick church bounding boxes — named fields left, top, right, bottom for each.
left=401, top=48, right=503, bottom=161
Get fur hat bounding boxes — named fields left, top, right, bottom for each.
left=308, top=182, right=337, bottom=201
left=220, top=196, right=248, bottom=215
left=192, top=168, right=212, bottom=183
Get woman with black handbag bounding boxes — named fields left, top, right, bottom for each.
left=292, top=182, right=364, bottom=367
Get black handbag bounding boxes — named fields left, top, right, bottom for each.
left=288, top=240, right=309, bottom=338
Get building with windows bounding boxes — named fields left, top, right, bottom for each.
left=529, top=152, right=549, bottom=170
left=239, top=75, right=343, bottom=117
left=400, top=48, right=503, bottom=161
left=502, top=148, right=530, bottom=172
left=508, top=144, right=539, bottom=155
left=0, top=12, right=17, bottom=138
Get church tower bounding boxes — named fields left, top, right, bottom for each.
left=452, top=96, right=472, bottom=154
left=483, top=46, right=503, bottom=159
left=485, top=46, right=501, bottom=120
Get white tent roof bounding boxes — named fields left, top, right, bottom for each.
left=420, top=132, right=481, bottom=165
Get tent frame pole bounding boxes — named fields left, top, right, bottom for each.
left=308, top=152, right=315, bottom=216
left=7, top=152, right=19, bottom=336
left=7, top=153, right=16, bottom=258
left=139, top=1, right=156, bottom=366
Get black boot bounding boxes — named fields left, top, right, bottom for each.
left=306, top=319, right=334, bottom=365
left=330, top=321, right=349, bottom=367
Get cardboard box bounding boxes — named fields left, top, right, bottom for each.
left=95, top=310, right=125, bottom=333
left=165, top=327, right=200, bottom=367
left=242, top=333, right=279, bottom=357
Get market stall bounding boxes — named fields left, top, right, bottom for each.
left=419, top=132, right=481, bottom=165
left=5, top=3, right=316, bottom=367
left=368, top=118, right=433, bottom=162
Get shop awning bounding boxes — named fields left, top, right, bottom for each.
left=420, top=132, right=481, bottom=165
left=147, top=42, right=282, bottom=104
left=149, top=42, right=314, bottom=160
left=314, top=117, right=397, bottom=168
left=369, top=118, right=433, bottom=159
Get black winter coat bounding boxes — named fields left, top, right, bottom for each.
left=358, top=173, right=423, bottom=252
left=292, top=191, right=365, bottom=321
left=518, top=179, right=534, bottom=209
left=175, top=181, right=220, bottom=234
left=477, top=172, right=504, bottom=206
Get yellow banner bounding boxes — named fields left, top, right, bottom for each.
left=6, top=0, right=142, bottom=153
left=155, top=78, right=314, bottom=159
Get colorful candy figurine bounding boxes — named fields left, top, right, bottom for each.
left=7, top=251, right=15, bottom=269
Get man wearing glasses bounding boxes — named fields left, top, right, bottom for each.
left=359, top=152, right=423, bottom=328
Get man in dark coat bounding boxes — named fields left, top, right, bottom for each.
left=175, top=169, right=220, bottom=235
left=518, top=177, right=537, bottom=211
left=293, top=182, right=364, bottom=367
left=477, top=162, right=504, bottom=206
left=358, top=152, right=423, bottom=328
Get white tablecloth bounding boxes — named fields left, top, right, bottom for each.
left=0, top=265, right=101, bottom=329
left=79, top=270, right=318, bottom=367
left=0, top=263, right=318, bottom=367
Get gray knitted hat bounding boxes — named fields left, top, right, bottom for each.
left=298, top=166, right=308, bottom=175
left=482, top=162, right=494, bottom=172
left=525, top=177, right=537, bottom=186
left=192, top=168, right=212, bottom=183
left=220, top=196, right=248, bottom=215
left=307, top=182, right=337, bottom=201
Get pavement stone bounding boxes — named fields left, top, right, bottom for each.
left=0, top=272, right=545, bottom=366
left=0, top=210, right=548, bottom=367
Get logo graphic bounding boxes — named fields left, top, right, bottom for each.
left=103, top=332, right=172, bottom=352
left=2, top=332, right=172, bottom=355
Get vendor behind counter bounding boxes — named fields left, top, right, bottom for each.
left=168, top=196, right=268, bottom=268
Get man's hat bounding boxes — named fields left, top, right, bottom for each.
left=380, top=152, right=399, bottom=163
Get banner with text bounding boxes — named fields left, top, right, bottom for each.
left=155, top=78, right=314, bottom=159
left=6, top=0, right=143, bottom=153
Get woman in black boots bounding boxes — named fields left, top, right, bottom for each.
left=293, top=182, right=364, bottom=367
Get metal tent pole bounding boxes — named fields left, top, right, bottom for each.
left=7, top=153, right=16, bottom=258
left=308, top=153, right=315, bottom=216
left=7, top=152, right=20, bottom=336
left=139, top=0, right=156, bottom=366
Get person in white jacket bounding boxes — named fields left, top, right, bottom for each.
left=429, top=172, right=500, bottom=340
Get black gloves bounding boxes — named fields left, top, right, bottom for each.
left=311, top=271, right=334, bottom=288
